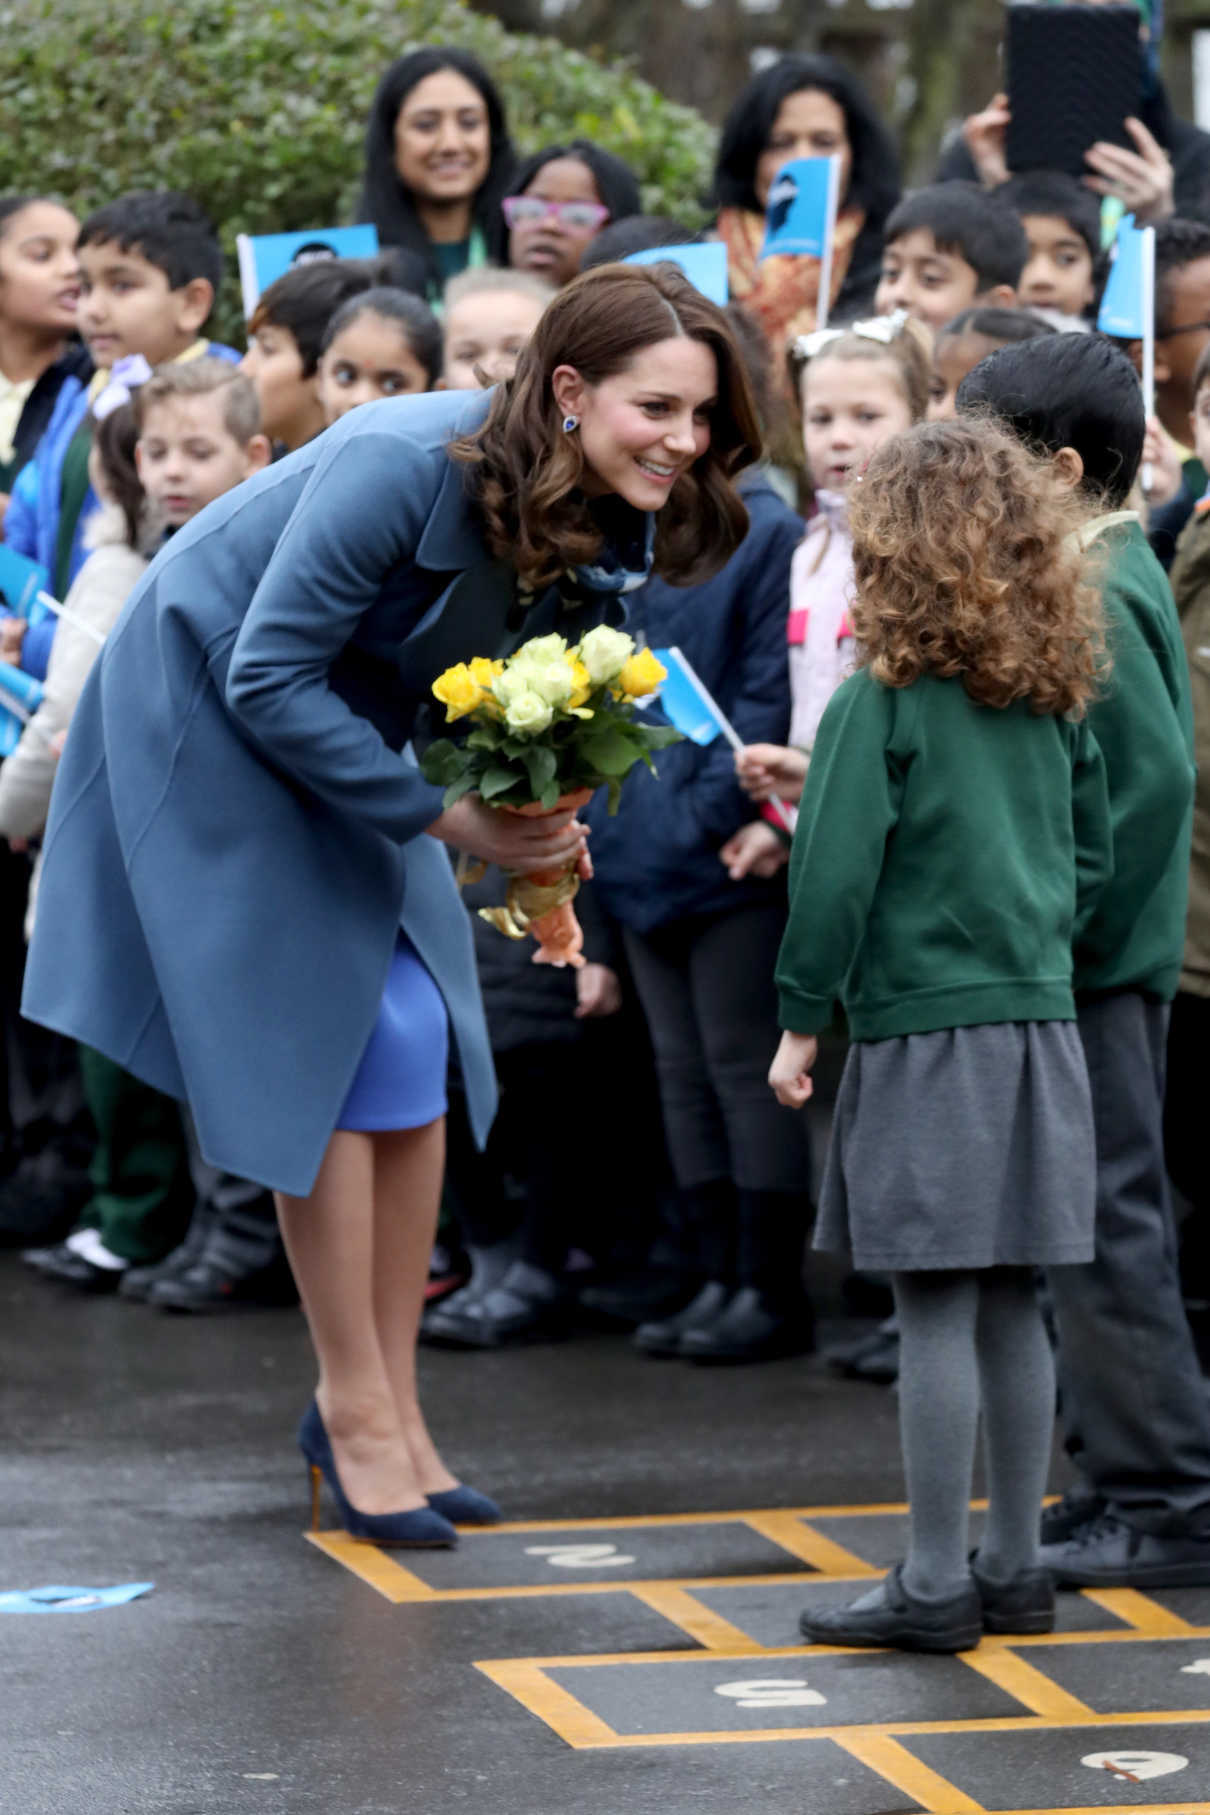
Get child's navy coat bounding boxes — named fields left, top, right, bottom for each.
left=22, top=389, right=622, bottom=1196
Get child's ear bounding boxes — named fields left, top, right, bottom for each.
left=1052, top=445, right=1086, bottom=489
left=434, top=375, right=449, bottom=391
left=134, top=441, right=146, bottom=482
left=176, top=277, right=214, bottom=338
left=984, top=284, right=1019, bottom=309
left=243, top=434, right=273, bottom=476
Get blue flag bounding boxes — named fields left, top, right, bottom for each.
left=1097, top=215, right=1152, bottom=338
left=236, top=224, right=379, bottom=317
left=651, top=647, right=732, bottom=746
left=0, top=545, right=50, bottom=618
left=626, top=243, right=729, bottom=305
left=0, top=659, right=45, bottom=759
left=760, top=157, right=839, bottom=261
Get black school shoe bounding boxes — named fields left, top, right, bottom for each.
left=21, top=1240, right=125, bottom=1293
left=420, top=1261, right=570, bottom=1348
left=633, top=1279, right=729, bottom=1357
left=681, top=1286, right=815, bottom=1365
left=971, top=1562, right=1055, bottom=1634
left=799, top=1564, right=983, bottom=1653
left=1040, top=1510, right=1210, bottom=1588
left=1039, top=1488, right=1106, bottom=1546
left=147, top=1253, right=299, bottom=1313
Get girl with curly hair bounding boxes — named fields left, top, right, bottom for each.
left=770, top=417, right=1113, bottom=1653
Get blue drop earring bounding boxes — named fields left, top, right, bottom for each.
left=562, top=415, right=579, bottom=433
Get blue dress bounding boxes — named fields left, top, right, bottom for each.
left=337, top=933, right=449, bottom=1131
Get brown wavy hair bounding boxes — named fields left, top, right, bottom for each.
left=448, top=262, right=761, bottom=590
left=848, top=418, right=1105, bottom=717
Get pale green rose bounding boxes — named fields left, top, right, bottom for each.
left=576, top=625, right=635, bottom=686
left=504, top=689, right=554, bottom=734
left=512, top=633, right=568, bottom=670
left=529, top=660, right=576, bottom=708
left=491, top=667, right=527, bottom=710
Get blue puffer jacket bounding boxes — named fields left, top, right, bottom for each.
left=5, top=340, right=241, bottom=677
left=586, top=475, right=802, bottom=933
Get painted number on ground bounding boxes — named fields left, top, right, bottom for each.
left=523, top=1543, right=636, bottom=1568
left=1081, top=1750, right=1189, bottom=1783
left=1181, top=1657, right=1210, bottom=1676
left=714, top=1678, right=827, bottom=1709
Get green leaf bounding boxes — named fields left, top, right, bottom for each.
left=578, top=723, right=643, bottom=778
left=441, top=772, right=478, bottom=809
left=480, top=763, right=523, bottom=801
left=521, top=744, right=558, bottom=796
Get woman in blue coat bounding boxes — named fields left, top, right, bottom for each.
left=22, top=264, right=760, bottom=1546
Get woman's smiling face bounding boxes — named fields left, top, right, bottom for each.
left=554, top=336, right=718, bottom=511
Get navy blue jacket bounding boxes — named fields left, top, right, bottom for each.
left=586, top=477, right=802, bottom=933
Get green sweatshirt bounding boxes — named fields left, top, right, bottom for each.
left=775, top=670, right=1112, bottom=1041
left=1074, top=519, right=1195, bottom=1000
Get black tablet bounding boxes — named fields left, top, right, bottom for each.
left=1005, top=2, right=1142, bottom=177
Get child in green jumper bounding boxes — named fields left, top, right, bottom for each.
left=771, top=418, right=1111, bottom=1653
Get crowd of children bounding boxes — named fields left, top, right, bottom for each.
left=1, top=37, right=1210, bottom=1626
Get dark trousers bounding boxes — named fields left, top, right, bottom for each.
left=1048, top=991, right=1210, bottom=1535
left=623, top=903, right=812, bottom=1293
left=77, top=1047, right=195, bottom=1265
left=1165, top=990, right=1210, bottom=1297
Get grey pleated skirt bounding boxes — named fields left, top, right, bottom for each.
left=815, top=1021, right=1096, bottom=1271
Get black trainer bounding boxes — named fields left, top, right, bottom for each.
left=971, top=1562, right=1055, bottom=1634
left=1039, top=1488, right=1105, bottom=1546
left=799, top=1564, right=983, bottom=1653
left=1040, top=1511, right=1210, bottom=1588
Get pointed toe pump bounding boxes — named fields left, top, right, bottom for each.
left=298, top=1401, right=458, bottom=1549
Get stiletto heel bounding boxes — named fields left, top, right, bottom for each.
left=298, top=1400, right=458, bottom=1548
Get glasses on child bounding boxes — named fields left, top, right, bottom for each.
left=793, top=308, right=911, bottom=365
left=502, top=196, right=611, bottom=234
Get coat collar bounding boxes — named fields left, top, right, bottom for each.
left=415, top=390, right=493, bottom=574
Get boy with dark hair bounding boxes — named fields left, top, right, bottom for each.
left=958, top=334, right=1210, bottom=1590
left=995, top=170, right=1102, bottom=322
left=240, top=259, right=381, bottom=451
left=874, top=182, right=1026, bottom=331
left=2, top=190, right=238, bottom=659
left=1134, top=219, right=1210, bottom=565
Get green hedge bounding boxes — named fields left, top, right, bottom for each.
left=0, top=0, right=716, bottom=345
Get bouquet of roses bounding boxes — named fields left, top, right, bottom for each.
left=421, top=626, right=679, bottom=968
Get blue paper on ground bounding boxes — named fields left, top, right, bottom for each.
left=760, top=157, right=837, bottom=261
left=1097, top=214, right=1149, bottom=337
left=0, top=1583, right=154, bottom=1613
left=651, top=647, right=727, bottom=745
left=0, top=545, right=50, bottom=618
left=236, top=224, right=379, bottom=317
left=625, top=243, right=729, bottom=305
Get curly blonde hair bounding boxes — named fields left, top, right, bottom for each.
left=848, top=418, right=1106, bottom=717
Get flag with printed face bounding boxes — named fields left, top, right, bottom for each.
left=760, top=157, right=841, bottom=262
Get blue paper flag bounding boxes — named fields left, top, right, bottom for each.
left=625, top=243, right=730, bottom=306
left=236, top=224, right=379, bottom=318
left=760, top=158, right=839, bottom=262
left=651, top=647, right=730, bottom=746
left=0, top=1583, right=154, bottom=1614
left=0, top=659, right=44, bottom=759
left=1097, top=214, right=1151, bottom=338
left=0, top=545, right=50, bottom=618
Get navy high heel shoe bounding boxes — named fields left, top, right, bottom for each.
left=298, top=1401, right=458, bottom=1548
left=427, top=1484, right=502, bottom=1525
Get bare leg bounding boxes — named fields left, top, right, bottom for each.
left=276, top=1130, right=425, bottom=1515
left=371, top=1117, right=459, bottom=1494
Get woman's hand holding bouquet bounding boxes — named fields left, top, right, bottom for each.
left=422, top=627, right=677, bottom=967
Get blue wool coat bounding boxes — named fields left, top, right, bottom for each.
left=22, top=389, right=628, bottom=1196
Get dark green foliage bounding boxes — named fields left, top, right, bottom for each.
left=0, top=0, right=715, bottom=345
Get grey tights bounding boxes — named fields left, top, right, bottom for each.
left=892, top=1268, right=1055, bottom=1601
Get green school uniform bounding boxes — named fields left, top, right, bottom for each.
left=775, top=669, right=1112, bottom=1041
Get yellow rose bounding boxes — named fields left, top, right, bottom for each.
left=617, top=648, right=667, bottom=699
left=469, top=656, right=503, bottom=688
left=568, top=658, right=592, bottom=709
left=432, top=663, right=483, bottom=722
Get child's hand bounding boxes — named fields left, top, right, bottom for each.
left=0, top=617, right=27, bottom=665
left=769, top=1031, right=818, bottom=1108
left=575, top=963, right=622, bottom=1019
left=962, top=93, right=1011, bottom=188
left=735, top=743, right=809, bottom=803
left=0, top=492, right=9, bottom=535
left=1085, top=117, right=1174, bottom=226
left=1141, top=417, right=1184, bottom=507
left=719, top=821, right=788, bottom=880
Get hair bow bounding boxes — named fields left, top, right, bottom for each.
left=93, top=354, right=154, bottom=421
left=792, top=308, right=911, bottom=367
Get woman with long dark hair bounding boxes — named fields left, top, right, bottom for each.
left=359, top=48, right=516, bottom=298
left=22, top=265, right=760, bottom=1547
left=713, top=55, right=901, bottom=366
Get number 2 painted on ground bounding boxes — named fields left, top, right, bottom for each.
left=714, top=1678, right=827, bottom=1709
left=1081, top=1750, right=1188, bottom=1783
left=524, top=1543, right=636, bottom=1568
